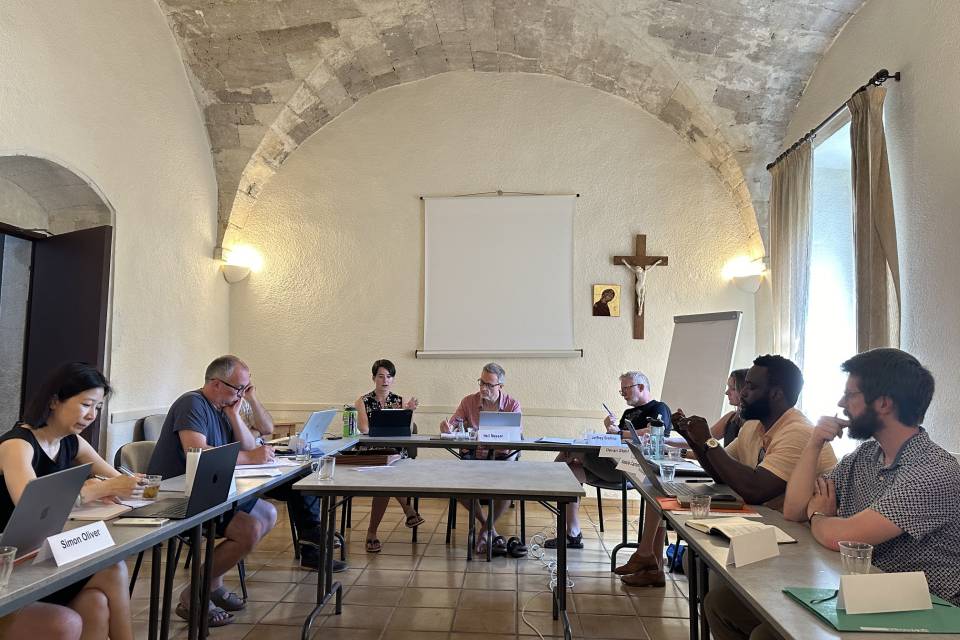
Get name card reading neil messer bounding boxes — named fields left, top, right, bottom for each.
left=478, top=426, right=522, bottom=442
left=35, top=520, right=115, bottom=567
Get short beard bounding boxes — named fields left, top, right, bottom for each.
left=740, top=396, right=771, bottom=422
left=847, top=406, right=882, bottom=440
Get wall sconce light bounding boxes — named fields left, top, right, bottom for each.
left=722, top=256, right=766, bottom=294
left=221, top=245, right=264, bottom=284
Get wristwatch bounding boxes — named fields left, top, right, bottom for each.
left=704, top=437, right=721, bottom=450
left=809, top=511, right=829, bottom=522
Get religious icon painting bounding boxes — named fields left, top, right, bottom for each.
left=592, top=284, right=620, bottom=317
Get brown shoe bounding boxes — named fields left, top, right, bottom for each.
left=620, top=569, right=666, bottom=588
left=613, top=553, right=658, bottom=575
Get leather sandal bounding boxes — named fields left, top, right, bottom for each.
left=506, top=536, right=528, bottom=558
left=210, top=587, right=246, bottom=611
left=404, top=513, right=425, bottom=528
left=365, top=538, right=382, bottom=553
left=491, top=535, right=508, bottom=556
left=175, top=602, right=233, bottom=627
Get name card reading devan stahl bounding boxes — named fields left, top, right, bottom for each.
left=35, top=520, right=115, bottom=567
left=726, top=525, right=779, bottom=567
left=478, top=426, right=522, bottom=442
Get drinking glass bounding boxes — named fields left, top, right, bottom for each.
left=689, top=495, right=711, bottom=518
left=659, top=461, right=678, bottom=482
left=838, top=541, right=873, bottom=574
left=312, top=456, right=336, bottom=481
left=0, top=546, right=15, bottom=590
left=666, top=448, right=682, bottom=463
left=295, top=438, right=312, bottom=463
left=142, top=475, right=162, bottom=500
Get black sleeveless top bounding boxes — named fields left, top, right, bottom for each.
left=0, top=425, right=80, bottom=530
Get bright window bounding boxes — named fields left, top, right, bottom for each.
left=801, top=119, right=856, bottom=453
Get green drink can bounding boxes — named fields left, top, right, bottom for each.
left=343, top=405, right=357, bottom=437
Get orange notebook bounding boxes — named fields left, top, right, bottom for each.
left=654, top=496, right=758, bottom=515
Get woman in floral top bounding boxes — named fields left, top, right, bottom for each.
left=354, top=359, right=425, bottom=552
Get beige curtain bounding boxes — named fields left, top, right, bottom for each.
left=769, top=141, right=813, bottom=366
left=848, top=85, right=900, bottom=350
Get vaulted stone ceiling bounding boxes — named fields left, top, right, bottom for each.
left=157, top=0, right=862, bottom=256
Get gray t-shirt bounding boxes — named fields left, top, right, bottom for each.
left=147, top=391, right=233, bottom=479
left=828, top=430, right=960, bottom=604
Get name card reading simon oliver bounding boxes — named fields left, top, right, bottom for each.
left=35, top=520, right=115, bottom=567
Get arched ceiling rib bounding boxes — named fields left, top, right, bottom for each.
left=157, top=0, right=862, bottom=255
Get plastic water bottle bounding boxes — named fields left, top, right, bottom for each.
left=648, top=418, right=665, bottom=460
left=452, top=417, right=465, bottom=437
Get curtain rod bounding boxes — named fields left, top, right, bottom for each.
left=419, top=190, right=580, bottom=200
left=766, top=68, right=900, bottom=171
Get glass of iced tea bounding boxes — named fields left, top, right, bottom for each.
left=142, top=475, right=162, bottom=500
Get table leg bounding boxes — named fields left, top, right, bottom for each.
left=160, top=537, right=177, bottom=640
left=697, top=555, right=710, bottom=640
left=301, top=495, right=343, bottom=640
left=467, top=499, right=476, bottom=561
left=198, top=519, right=217, bottom=640
left=687, top=545, right=699, bottom=640
left=520, top=500, right=526, bottom=543
left=554, top=499, right=571, bottom=640
left=148, top=543, right=161, bottom=640
left=487, top=498, right=494, bottom=562
left=187, top=525, right=202, bottom=640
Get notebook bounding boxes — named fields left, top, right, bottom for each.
left=684, top=517, right=796, bottom=543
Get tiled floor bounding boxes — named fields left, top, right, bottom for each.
left=129, top=497, right=690, bottom=640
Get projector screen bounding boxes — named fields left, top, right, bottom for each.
left=421, top=195, right=578, bottom=358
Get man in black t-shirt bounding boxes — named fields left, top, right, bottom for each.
left=547, top=371, right=671, bottom=549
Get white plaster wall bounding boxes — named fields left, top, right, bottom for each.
left=0, top=1, right=228, bottom=444
left=232, top=72, right=757, bottom=438
left=785, top=0, right=960, bottom=448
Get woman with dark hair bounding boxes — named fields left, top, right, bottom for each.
left=0, top=363, right=140, bottom=640
left=354, top=359, right=424, bottom=552
left=710, top=368, right=749, bottom=446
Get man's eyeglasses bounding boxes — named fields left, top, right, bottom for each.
left=841, top=390, right=864, bottom=402
left=478, top=379, right=501, bottom=390
left=620, top=384, right=640, bottom=395
left=216, top=378, right=247, bottom=397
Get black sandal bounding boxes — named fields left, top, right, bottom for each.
left=506, top=536, right=528, bottom=558
left=491, top=535, right=508, bottom=556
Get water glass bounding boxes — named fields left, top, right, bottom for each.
left=666, top=448, right=682, bottom=463
left=142, top=475, right=162, bottom=500
left=689, top=495, right=711, bottom=518
left=839, top=541, right=873, bottom=574
left=659, top=461, right=678, bottom=482
left=0, top=546, right=15, bottom=590
left=295, top=437, right=312, bottom=463
left=312, top=456, right=336, bottom=481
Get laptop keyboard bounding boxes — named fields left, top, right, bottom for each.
left=661, top=481, right=715, bottom=497
left=129, top=498, right=189, bottom=519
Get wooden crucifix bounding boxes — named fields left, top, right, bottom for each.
left=613, top=234, right=669, bottom=339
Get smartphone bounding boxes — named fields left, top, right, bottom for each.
left=115, top=517, right=169, bottom=526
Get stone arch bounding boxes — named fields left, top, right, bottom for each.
left=0, top=154, right=113, bottom=236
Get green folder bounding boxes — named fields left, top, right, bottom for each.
left=784, top=587, right=960, bottom=633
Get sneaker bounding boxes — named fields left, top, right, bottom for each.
left=299, top=545, right=347, bottom=573
left=299, top=528, right=341, bottom=548
left=544, top=532, right=584, bottom=549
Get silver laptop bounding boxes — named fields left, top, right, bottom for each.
left=478, top=411, right=522, bottom=428
left=268, top=409, right=338, bottom=449
left=627, top=441, right=740, bottom=500
left=1, top=463, right=91, bottom=559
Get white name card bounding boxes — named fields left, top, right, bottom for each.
left=838, top=572, right=932, bottom=614
left=600, top=445, right=631, bottom=461
left=726, top=525, right=779, bottom=567
left=587, top=434, right=622, bottom=446
left=478, top=426, right=522, bottom=442
left=615, top=457, right=643, bottom=473
left=35, top=520, right=115, bottom=567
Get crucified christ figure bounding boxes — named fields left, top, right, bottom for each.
left=620, top=258, right=663, bottom=318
